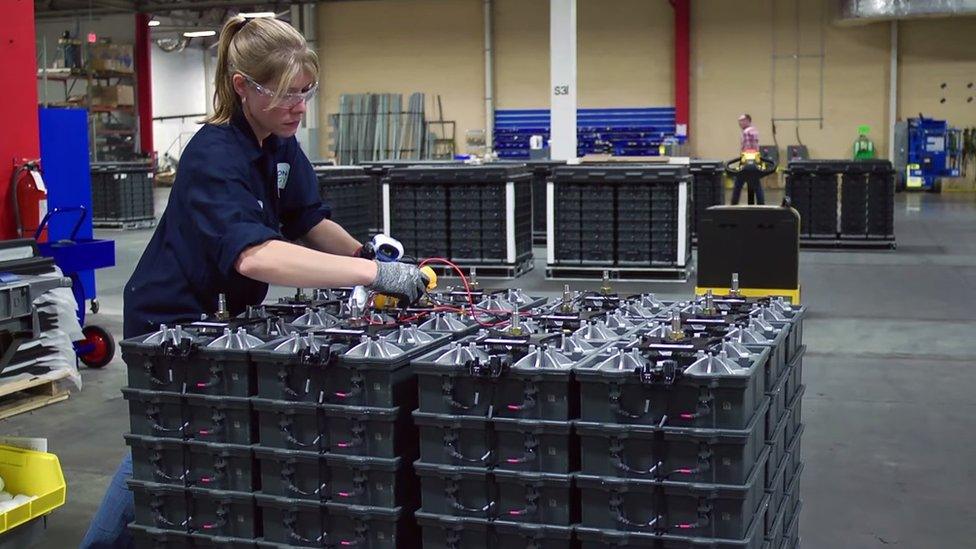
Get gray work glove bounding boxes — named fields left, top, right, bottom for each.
left=368, top=262, right=429, bottom=307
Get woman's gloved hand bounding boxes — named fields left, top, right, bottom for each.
left=368, top=261, right=430, bottom=306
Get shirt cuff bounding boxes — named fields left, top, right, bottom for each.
left=218, top=221, right=283, bottom=278
left=283, top=204, right=330, bottom=241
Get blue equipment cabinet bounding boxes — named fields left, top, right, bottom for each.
left=38, top=108, right=97, bottom=304
left=903, top=116, right=961, bottom=193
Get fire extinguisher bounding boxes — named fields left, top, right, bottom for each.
left=10, top=160, right=48, bottom=242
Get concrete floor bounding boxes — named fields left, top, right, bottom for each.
left=4, top=188, right=976, bottom=547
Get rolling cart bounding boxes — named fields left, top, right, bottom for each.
left=34, top=207, right=117, bottom=368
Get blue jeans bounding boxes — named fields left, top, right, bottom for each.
left=80, top=453, right=134, bottom=549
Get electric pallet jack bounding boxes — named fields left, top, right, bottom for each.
left=725, top=150, right=777, bottom=205
left=695, top=203, right=801, bottom=303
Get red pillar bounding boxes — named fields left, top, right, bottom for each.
left=672, top=0, right=690, bottom=139
left=135, top=13, right=154, bottom=158
left=0, top=0, right=41, bottom=239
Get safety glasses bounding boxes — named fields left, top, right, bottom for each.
left=240, top=72, right=317, bottom=109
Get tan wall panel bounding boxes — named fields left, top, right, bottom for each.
left=318, top=0, right=485, bottom=158
left=899, top=17, right=976, bottom=127
left=690, top=0, right=889, bottom=161
left=578, top=0, right=673, bottom=108
left=494, top=0, right=549, bottom=109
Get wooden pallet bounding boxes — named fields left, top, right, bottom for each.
left=92, top=218, right=157, bottom=230
left=0, top=370, right=71, bottom=420
left=799, top=237, right=896, bottom=250
left=546, top=263, right=692, bottom=282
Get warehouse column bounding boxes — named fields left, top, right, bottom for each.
left=672, top=0, right=690, bottom=139
left=135, top=12, right=154, bottom=157
left=0, top=0, right=41, bottom=239
left=550, top=0, right=577, bottom=161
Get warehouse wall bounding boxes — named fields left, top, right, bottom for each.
left=317, top=0, right=486, bottom=159
left=899, top=17, right=976, bottom=128
left=151, top=44, right=208, bottom=164
left=317, top=0, right=676, bottom=158
left=690, top=0, right=891, bottom=160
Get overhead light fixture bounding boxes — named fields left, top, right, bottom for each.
left=241, top=12, right=276, bottom=18
left=148, top=19, right=161, bottom=27
left=183, top=30, right=217, bottom=38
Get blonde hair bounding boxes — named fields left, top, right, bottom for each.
left=206, top=15, right=319, bottom=125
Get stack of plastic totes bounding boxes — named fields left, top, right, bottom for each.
left=572, top=290, right=805, bottom=549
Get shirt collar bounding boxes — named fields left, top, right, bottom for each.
left=230, top=108, right=282, bottom=161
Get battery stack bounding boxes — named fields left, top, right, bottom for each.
left=122, top=283, right=805, bottom=548
left=90, top=161, right=156, bottom=228
left=786, top=160, right=895, bottom=248
left=121, top=289, right=478, bottom=548
left=412, top=289, right=602, bottom=549
left=313, top=165, right=375, bottom=243
left=689, top=160, right=726, bottom=243
left=548, top=164, right=692, bottom=278
left=384, top=165, right=533, bottom=273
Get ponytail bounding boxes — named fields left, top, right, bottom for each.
left=205, top=16, right=249, bottom=125
left=204, top=15, right=318, bottom=126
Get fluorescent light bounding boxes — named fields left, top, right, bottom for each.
left=183, top=30, right=217, bottom=38
left=240, top=12, right=276, bottom=18
left=147, top=19, right=160, bottom=27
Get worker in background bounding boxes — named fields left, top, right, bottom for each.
left=731, top=113, right=766, bottom=205
left=80, top=15, right=428, bottom=549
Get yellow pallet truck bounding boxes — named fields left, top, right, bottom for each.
left=695, top=203, right=801, bottom=303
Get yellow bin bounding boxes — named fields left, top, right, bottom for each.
left=0, top=445, right=66, bottom=535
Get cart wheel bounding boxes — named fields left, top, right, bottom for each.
left=79, top=325, right=115, bottom=368
left=90, top=299, right=100, bottom=314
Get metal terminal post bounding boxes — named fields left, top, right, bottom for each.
left=601, top=270, right=613, bottom=295
left=730, top=273, right=740, bottom=297
left=294, top=287, right=307, bottom=302
left=216, top=293, right=229, bottom=321
left=561, top=284, right=574, bottom=313
left=469, top=268, right=479, bottom=289
left=508, top=309, right=523, bottom=336
left=667, top=312, right=684, bottom=341
left=704, top=290, right=716, bottom=315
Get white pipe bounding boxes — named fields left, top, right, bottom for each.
left=484, top=0, right=494, bottom=154
left=887, top=20, right=898, bottom=161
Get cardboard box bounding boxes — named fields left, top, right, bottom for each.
left=89, top=43, right=134, bottom=73
left=90, top=84, right=135, bottom=107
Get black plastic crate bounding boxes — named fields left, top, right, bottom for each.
left=91, top=162, right=155, bottom=221
left=765, top=408, right=790, bottom=488
left=416, top=512, right=491, bottom=549
left=576, top=397, right=768, bottom=485
left=575, top=343, right=770, bottom=430
left=123, top=388, right=186, bottom=440
left=320, top=403, right=411, bottom=458
left=415, top=412, right=493, bottom=467
left=575, top=494, right=770, bottom=549
left=493, top=469, right=574, bottom=525
left=184, top=393, right=254, bottom=445
left=129, top=524, right=258, bottom=548
left=184, top=440, right=255, bottom=492
left=765, top=450, right=788, bottom=534
left=129, top=479, right=189, bottom=532
left=252, top=329, right=446, bottom=407
left=253, top=398, right=323, bottom=452
left=577, top=445, right=770, bottom=539
left=415, top=462, right=493, bottom=519
left=492, top=416, right=576, bottom=474
left=254, top=446, right=416, bottom=508
left=186, top=487, right=257, bottom=539
left=254, top=495, right=412, bottom=548
left=125, top=434, right=186, bottom=486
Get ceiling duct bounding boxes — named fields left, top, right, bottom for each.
left=837, top=0, right=976, bottom=23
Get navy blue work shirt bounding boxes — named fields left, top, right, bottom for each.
left=123, top=110, right=329, bottom=339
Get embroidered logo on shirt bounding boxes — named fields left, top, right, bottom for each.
left=276, top=163, right=290, bottom=192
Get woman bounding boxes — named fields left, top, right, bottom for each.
left=81, top=15, right=427, bottom=548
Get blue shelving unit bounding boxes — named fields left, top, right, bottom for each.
left=494, top=107, right=681, bottom=159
